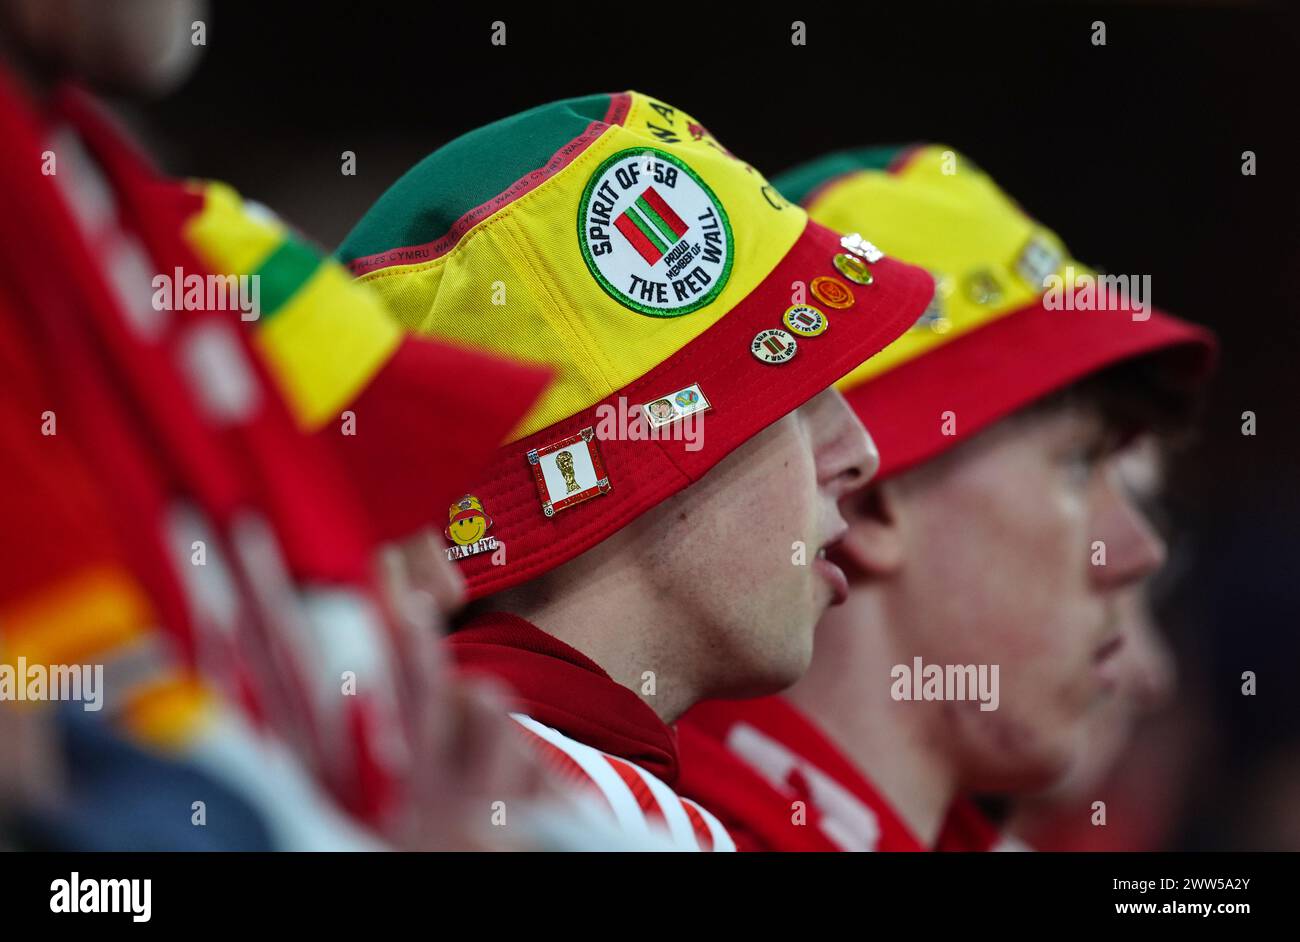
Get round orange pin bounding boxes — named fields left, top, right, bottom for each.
left=810, top=276, right=855, bottom=309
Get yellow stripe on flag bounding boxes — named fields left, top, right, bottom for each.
left=185, top=180, right=405, bottom=432
left=254, top=261, right=402, bottom=429
left=120, top=672, right=215, bottom=750
left=183, top=181, right=286, bottom=275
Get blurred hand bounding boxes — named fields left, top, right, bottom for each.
left=0, top=704, right=64, bottom=820
left=395, top=528, right=466, bottom=627
left=377, top=534, right=572, bottom=850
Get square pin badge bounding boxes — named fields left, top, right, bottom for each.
left=527, top=426, right=612, bottom=517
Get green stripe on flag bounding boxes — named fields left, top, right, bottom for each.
left=252, top=236, right=323, bottom=320
left=635, top=195, right=680, bottom=246
left=626, top=207, right=669, bottom=255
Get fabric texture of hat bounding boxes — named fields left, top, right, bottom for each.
left=775, top=144, right=1217, bottom=481
left=338, top=92, right=934, bottom=600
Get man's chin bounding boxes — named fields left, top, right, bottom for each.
left=717, top=643, right=813, bottom=701
left=964, top=727, right=1080, bottom=795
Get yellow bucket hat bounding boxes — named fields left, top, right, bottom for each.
left=775, top=144, right=1216, bottom=479
left=338, top=94, right=934, bottom=599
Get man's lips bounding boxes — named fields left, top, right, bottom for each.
left=1092, top=632, right=1126, bottom=689
left=1094, top=636, right=1124, bottom=661
left=814, top=531, right=849, bottom=606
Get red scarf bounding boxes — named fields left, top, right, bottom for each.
left=0, top=68, right=411, bottom=827
left=447, top=612, right=680, bottom=783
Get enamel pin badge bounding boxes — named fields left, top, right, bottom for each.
left=445, top=495, right=498, bottom=561
left=1014, top=232, right=1064, bottom=289
left=840, top=232, right=885, bottom=263
left=810, top=276, right=855, bottom=309
left=641, top=382, right=711, bottom=430
left=527, top=427, right=612, bottom=517
left=752, top=328, right=798, bottom=364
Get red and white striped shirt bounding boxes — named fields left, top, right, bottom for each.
left=447, top=612, right=735, bottom=852
left=513, top=714, right=732, bottom=851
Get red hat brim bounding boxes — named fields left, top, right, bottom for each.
left=843, top=297, right=1217, bottom=481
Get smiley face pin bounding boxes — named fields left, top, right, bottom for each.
left=445, top=495, right=499, bottom=561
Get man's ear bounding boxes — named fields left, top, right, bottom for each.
left=836, top=481, right=905, bottom=578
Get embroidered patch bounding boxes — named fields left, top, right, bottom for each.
left=578, top=147, right=733, bottom=317
left=751, top=329, right=798, bottom=364
left=810, top=276, right=855, bottom=309
left=783, top=304, right=827, bottom=337
left=642, top=382, right=712, bottom=429
left=445, top=495, right=498, bottom=562
left=527, top=427, right=612, bottom=517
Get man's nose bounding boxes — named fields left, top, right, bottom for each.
left=1092, top=476, right=1168, bottom=591
left=804, top=388, right=879, bottom=499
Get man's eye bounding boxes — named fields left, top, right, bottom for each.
left=1063, top=445, right=1101, bottom=483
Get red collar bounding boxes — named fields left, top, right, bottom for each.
left=681, top=696, right=1002, bottom=851
left=447, top=612, right=680, bottom=783
left=675, top=717, right=841, bottom=852
left=935, top=795, right=1003, bottom=852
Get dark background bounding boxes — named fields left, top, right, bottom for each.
left=116, top=1, right=1300, bottom=850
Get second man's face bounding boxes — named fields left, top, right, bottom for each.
left=880, top=404, right=1167, bottom=792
